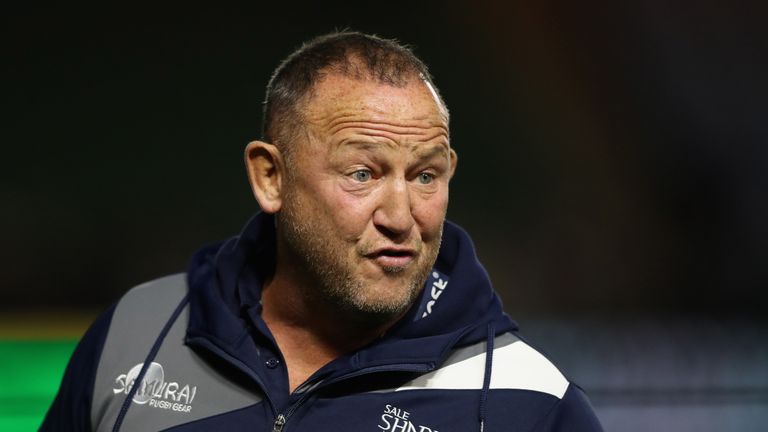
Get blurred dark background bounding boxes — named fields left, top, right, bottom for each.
left=3, top=1, right=766, bottom=316
left=2, top=2, right=767, bottom=429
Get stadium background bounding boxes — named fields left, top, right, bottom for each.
left=2, top=2, right=766, bottom=430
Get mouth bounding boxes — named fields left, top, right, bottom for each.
left=364, top=247, right=416, bottom=270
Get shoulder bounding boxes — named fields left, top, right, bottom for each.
left=97, top=273, right=188, bottom=368
left=401, top=333, right=570, bottom=399
left=392, top=332, right=603, bottom=431
left=485, top=333, right=570, bottom=398
left=105, top=274, right=188, bottom=332
left=115, top=273, right=188, bottom=309
left=99, top=273, right=188, bottom=354
left=100, top=272, right=189, bottom=363
left=40, top=274, right=190, bottom=432
left=485, top=333, right=602, bottom=430
left=536, top=383, right=604, bottom=431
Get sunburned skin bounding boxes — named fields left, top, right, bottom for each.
left=300, top=74, right=451, bottom=204
left=283, top=71, right=456, bottom=297
left=291, top=74, right=454, bottom=276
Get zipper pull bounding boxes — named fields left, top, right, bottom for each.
left=272, top=414, right=286, bottom=432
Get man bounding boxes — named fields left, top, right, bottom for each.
left=43, top=32, right=603, bottom=431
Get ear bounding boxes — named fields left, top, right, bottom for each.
left=448, top=148, right=458, bottom=180
left=244, top=140, right=284, bottom=213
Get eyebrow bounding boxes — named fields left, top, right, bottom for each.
left=411, top=144, right=450, bottom=160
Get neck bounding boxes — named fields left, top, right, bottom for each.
left=260, top=261, right=401, bottom=392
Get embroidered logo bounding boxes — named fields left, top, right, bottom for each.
left=378, top=404, right=439, bottom=432
left=113, top=362, right=197, bottom=413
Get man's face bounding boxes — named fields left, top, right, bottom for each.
left=277, top=72, right=455, bottom=323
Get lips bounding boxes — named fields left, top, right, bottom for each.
left=364, top=247, right=416, bottom=269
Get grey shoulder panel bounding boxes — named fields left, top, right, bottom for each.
left=91, top=274, right=263, bottom=432
left=374, top=332, right=570, bottom=399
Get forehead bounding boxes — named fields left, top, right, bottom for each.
left=301, top=73, right=449, bottom=131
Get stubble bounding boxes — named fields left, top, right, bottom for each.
left=277, top=190, right=441, bottom=325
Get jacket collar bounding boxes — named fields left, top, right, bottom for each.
left=186, top=212, right=517, bottom=373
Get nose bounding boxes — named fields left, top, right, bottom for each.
left=373, top=176, right=415, bottom=241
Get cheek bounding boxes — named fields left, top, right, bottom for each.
left=321, top=184, right=379, bottom=234
left=413, top=193, right=449, bottom=236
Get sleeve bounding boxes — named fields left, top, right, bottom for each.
left=533, top=384, right=604, bottom=432
left=39, top=304, right=116, bottom=432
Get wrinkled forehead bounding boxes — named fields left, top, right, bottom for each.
left=301, top=72, right=449, bottom=129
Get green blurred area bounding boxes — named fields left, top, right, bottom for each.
left=0, top=340, right=77, bottom=432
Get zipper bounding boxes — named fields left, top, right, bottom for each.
left=272, top=414, right=286, bottom=432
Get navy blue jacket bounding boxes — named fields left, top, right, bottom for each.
left=42, top=213, right=603, bottom=431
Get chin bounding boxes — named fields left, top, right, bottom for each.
left=350, top=277, right=426, bottom=321
left=340, top=300, right=412, bottom=327
left=381, top=265, right=407, bottom=274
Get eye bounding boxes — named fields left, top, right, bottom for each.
left=417, top=172, right=435, bottom=185
left=351, top=169, right=372, bottom=182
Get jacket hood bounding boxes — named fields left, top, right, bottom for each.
left=185, top=212, right=517, bottom=369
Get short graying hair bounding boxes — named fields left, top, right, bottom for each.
left=262, top=31, right=447, bottom=158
